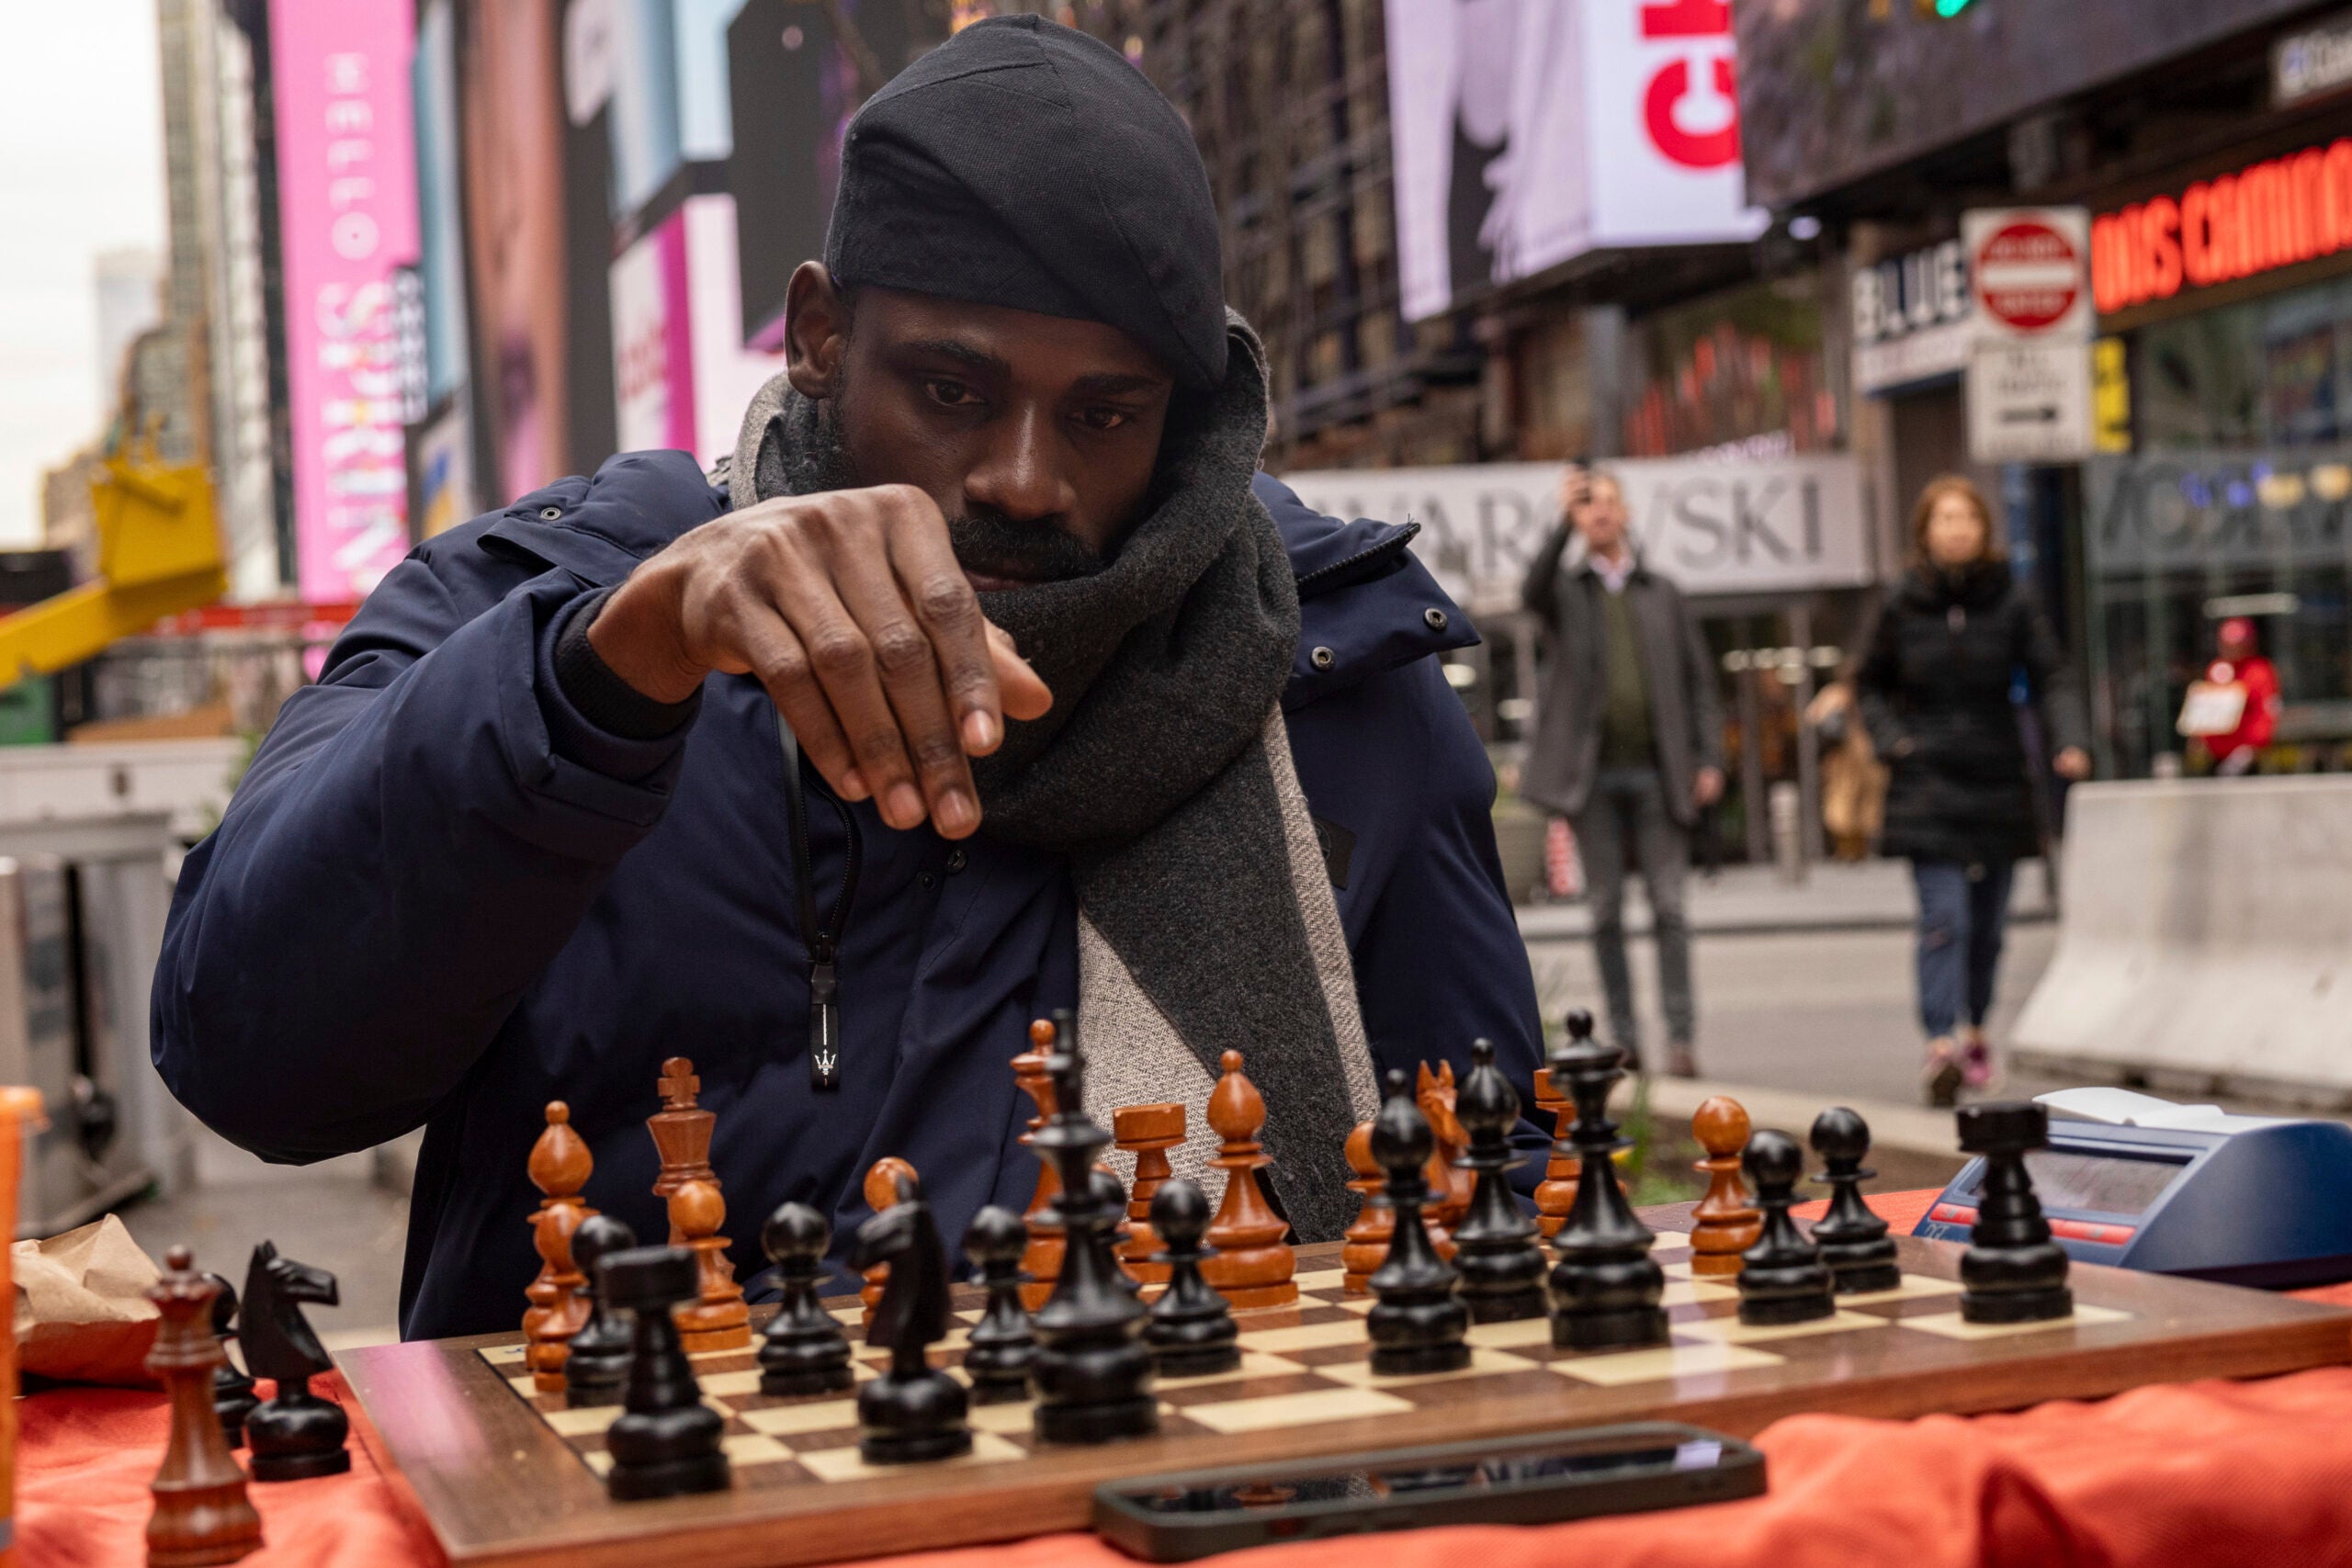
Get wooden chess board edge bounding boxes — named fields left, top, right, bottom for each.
left=336, top=1313, right=2352, bottom=1568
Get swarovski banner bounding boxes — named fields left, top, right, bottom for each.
left=2086, top=448, right=2352, bottom=576
left=1384, top=0, right=1766, bottom=322
left=1280, top=454, right=1873, bottom=607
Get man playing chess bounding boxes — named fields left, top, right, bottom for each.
left=152, top=17, right=1543, bottom=1341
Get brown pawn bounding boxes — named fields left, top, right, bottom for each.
left=1200, top=1049, right=1297, bottom=1309
left=1417, top=1062, right=1476, bottom=1237
left=1114, top=1103, right=1185, bottom=1284
left=146, top=1247, right=262, bottom=1567
left=1690, top=1096, right=1763, bottom=1277
left=666, top=1178, right=752, bottom=1351
left=647, top=1056, right=719, bottom=1245
left=859, top=1156, right=919, bottom=1321
left=1531, top=1066, right=1581, bottom=1239
left=523, top=1102, right=596, bottom=1392
left=1341, top=1121, right=1391, bottom=1294
left=1012, top=1023, right=1064, bottom=1310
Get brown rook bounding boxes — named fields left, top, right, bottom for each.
left=1114, top=1103, right=1185, bottom=1283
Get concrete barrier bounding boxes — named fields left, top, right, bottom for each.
left=2013, top=775, right=2352, bottom=1107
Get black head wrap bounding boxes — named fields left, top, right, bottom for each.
left=821, top=16, right=1227, bottom=389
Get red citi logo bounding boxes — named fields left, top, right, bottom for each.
left=1640, top=0, right=1740, bottom=171
left=2094, top=138, right=2352, bottom=312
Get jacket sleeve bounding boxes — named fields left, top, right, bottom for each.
left=1345, top=659, right=1555, bottom=1179
left=152, top=535, right=697, bottom=1163
left=1519, top=519, right=1574, bottom=625
left=1852, top=592, right=1909, bottom=759
left=1674, top=583, right=1726, bottom=773
left=2018, top=594, right=2091, bottom=758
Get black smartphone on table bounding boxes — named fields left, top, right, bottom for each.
left=1092, top=1422, right=1765, bottom=1561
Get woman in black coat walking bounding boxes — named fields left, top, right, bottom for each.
left=1855, top=475, right=2090, bottom=1106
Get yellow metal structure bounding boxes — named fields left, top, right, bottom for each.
left=0, top=439, right=228, bottom=681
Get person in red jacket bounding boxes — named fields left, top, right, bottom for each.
left=2200, top=617, right=2280, bottom=775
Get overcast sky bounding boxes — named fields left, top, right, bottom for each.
left=0, top=0, right=167, bottom=546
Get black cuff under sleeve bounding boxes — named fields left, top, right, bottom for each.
left=552, top=588, right=701, bottom=741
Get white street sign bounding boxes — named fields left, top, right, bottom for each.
left=1968, top=341, right=2094, bottom=464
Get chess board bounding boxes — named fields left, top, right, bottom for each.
left=337, top=1216, right=2352, bottom=1568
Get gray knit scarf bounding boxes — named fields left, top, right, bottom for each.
left=728, top=318, right=1379, bottom=1242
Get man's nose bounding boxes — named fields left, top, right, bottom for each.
left=963, top=402, right=1078, bottom=523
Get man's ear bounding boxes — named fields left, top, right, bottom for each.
left=785, top=263, right=847, bottom=400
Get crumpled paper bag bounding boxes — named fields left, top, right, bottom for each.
left=13, top=1214, right=161, bottom=1388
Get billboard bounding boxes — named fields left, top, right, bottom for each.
left=611, top=209, right=695, bottom=455
left=608, top=196, right=790, bottom=464
left=1385, top=0, right=1765, bottom=323
left=271, top=0, right=420, bottom=603
left=1280, top=454, right=1872, bottom=610
left=1734, top=0, right=2319, bottom=210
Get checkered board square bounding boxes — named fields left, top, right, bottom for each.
left=475, top=1232, right=2121, bottom=1490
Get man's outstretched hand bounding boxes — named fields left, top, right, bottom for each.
left=588, top=483, right=1055, bottom=840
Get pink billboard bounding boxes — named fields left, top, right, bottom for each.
left=272, top=0, right=420, bottom=603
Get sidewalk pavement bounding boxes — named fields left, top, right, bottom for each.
left=1516, top=857, right=2056, bottom=941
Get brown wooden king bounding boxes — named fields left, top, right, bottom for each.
left=145, top=1247, right=262, bottom=1567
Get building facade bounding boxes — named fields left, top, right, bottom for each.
left=1736, top=0, right=2352, bottom=782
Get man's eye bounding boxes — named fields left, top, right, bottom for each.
left=926, top=379, right=979, bottom=408
left=1078, top=407, right=1131, bottom=432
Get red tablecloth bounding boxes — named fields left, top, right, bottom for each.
left=27, top=1191, right=2352, bottom=1568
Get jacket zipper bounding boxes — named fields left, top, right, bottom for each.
left=779, top=716, right=860, bottom=1090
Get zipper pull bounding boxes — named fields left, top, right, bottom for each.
left=809, top=952, right=840, bottom=1090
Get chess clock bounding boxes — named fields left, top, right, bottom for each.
left=1914, top=1089, right=2352, bottom=1288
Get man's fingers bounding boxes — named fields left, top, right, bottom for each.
left=766, top=563, right=929, bottom=830
left=986, top=622, right=1054, bottom=722
left=733, top=610, right=865, bottom=800
left=887, top=502, right=1002, bottom=757
left=833, top=516, right=980, bottom=838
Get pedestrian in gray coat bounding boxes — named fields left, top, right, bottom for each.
left=1520, top=466, right=1725, bottom=1077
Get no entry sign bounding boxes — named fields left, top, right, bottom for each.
left=1962, top=208, right=2093, bottom=342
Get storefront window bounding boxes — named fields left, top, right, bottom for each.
left=2085, top=439, right=2352, bottom=777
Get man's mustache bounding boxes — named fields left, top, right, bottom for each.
left=947, top=512, right=1104, bottom=584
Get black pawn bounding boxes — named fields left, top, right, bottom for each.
left=1958, top=1102, right=2073, bottom=1324
left=1810, top=1109, right=1901, bottom=1295
left=204, top=1271, right=256, bottom=1449
left=599, top=1245, right=731, bottom=1501
left=1367, top=1069, right=1471, bottom=1375
left=563, top=1214, right=636, bottom=1408
left=757, top=1203, right=853, bottom=1398
left=1736, top=1129, right=1837, bottom=1325
left=1452, top=1039, right=1547, bottom=1323
left=1028, top=1010, right=1157, bottom=1444
left=1546, top=1012, right=1668, bottom=1350
left=962, top=1205, right=1037, bottom=1403
left=1145, top=1179, right=1239, bottom=1377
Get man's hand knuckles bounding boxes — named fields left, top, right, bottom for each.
left=807, top=629, right=873, bottom=679
left=909, top=733, right=968, bottom=775
left=913, top=577, right=978, bottom=628
left=870, top=624, right=935, bottom=679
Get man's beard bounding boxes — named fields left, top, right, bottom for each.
left=810, top=393, right=1106, bottom=586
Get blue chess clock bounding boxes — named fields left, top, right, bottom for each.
left=1914, top=1089, right=2352, bottom=1288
